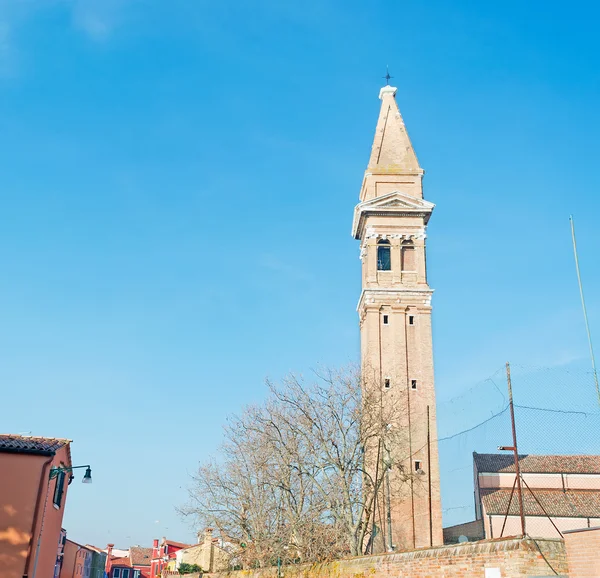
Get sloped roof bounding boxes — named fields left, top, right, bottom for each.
left=0, top=434, right=71, bottom=456
left=164, top=540, right=191, bottom=549
left=367, top=86, right=421, bottom=172
left=481, top=488, right=600, bottom=518
left=474, top=452, right=600, bottom=474
left=130, top=546, right=152, bottom=566
left=111, top=556, right=132, bottom=568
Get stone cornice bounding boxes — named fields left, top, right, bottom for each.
left=352, top=190, right=435, bottom=240
left=356, top=287, right=434, bottom=312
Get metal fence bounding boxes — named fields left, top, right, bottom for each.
left=437, top=362, right=600, bottom=542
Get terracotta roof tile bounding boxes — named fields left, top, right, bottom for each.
left=111, top=556, right=132, bottom=568
left=130, top=547, right=152, bottom=567
left=165, top=540, right=191, bottom=549
left=0, top=434, right=71, bottom=455
left=481, top=488, right=600, bottom=518
left=474, top=452, right=600, bottom=474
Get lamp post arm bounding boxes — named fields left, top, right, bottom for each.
left=49, top=465, right=91, bottom=479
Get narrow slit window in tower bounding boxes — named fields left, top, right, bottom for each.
left=409, top=315, right=415, bottom=325
left=384, top=378, right=390, bottom=389
left=411, top=379, right=417, bottom=389
left=383, top=314, right=389, bottom=325
left=401, top=240, right=415, bottom=271
left=415, top=460, right=422, bottom=472
left=377, top=239, right=391, bottom=271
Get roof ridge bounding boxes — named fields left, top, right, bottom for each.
left=0, top=433, right=73, bottom=442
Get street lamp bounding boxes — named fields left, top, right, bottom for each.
left=50, top=464, right=93, bottom=483
left=31, top=464, right=93, bottom=578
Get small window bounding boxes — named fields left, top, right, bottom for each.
left=415, top=460, right=422, bottom=472
left=384, top=378, right=390, bottom=389
left=53, top=470, right=66, bottom=508
left=409, top=315, right=415, bottom=325
left=377, top=239, right=391, bottom=271
left=383, top=314, right=389, bottom=325
left=411, top=380, right=417, bottom=389
left=114, top=570, right=121, bottom=578
left=122, top=570, right=130, bottom=578
left=401, top=240, right=415, bottom=271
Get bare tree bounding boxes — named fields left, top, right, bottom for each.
left=180, top=365, right=412, bottom=566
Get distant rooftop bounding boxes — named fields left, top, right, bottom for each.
left=110, top=556, right=132, bottom=568
left=162, top=539, right=192, bottom=549
left=474, top=452, right=600, bottom=475
left=481, top=488, right=600, bottom=518
left=0, top=434, right=71, bottom=456
left=130, top=546, right=152, bottom=567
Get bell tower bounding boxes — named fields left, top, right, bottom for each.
left=352, top=86, right=443, bottom=550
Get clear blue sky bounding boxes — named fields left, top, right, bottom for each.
left=1, top=0, right=599, bottom=547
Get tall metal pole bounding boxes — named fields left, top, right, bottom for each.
left=370, top=438, right=382, bottom=553
left=570, top=215, right=600, bottom=407
left=385, top=462, right=393, bottom=551
left=506, top=362, right=526, bottom=536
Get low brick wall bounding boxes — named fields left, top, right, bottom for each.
left=209, top=537, right=567, bottom=578
left=563, top=526, right=600, bottom=577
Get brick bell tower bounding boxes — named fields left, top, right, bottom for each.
left=352, top=85, right=443, bottom=550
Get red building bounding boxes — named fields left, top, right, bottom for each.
left=0, top=434, right=72, bottom=578
left=149, top=538, right=190, bottom=577
left=105, top=544, right=152, bottom=578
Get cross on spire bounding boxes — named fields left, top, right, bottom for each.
left=383, top=66, right=393, bottom=86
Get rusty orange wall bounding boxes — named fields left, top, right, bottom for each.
left=28, top=445, right=71, bottom=578
left=60, top=539, right=79, bottom=578
left=0, top=452, right=47, bottom=578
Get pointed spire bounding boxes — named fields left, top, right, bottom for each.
left=359, top=86, right=424, bottom=202
left=367, top=86, right=421, bottom=173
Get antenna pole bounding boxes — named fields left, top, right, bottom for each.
left=570, top=215, right=600, bottom=407
left=506, top=362, right=526, bottom=537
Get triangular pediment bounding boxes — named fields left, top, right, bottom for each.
left=358, top=191, right=435, bottom=212
left=352, top=191, right=435, bottom=239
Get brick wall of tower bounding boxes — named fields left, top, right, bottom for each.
left=360, top=296, right=443, bottom=550
left=355, top=86, right=443, bottom=552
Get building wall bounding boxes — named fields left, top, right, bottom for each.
left=177, top=545, right=207, bottom=571
left=564, top=526, right=600, bottom=577
left=0, top=445, right=71, bottom=578
left=61, top=539, right=79, bottom=578
left=30, top=444, right=72, bottom=578
left=133, top=565, right=151, bottom=578
left=443, top=519, right=485, bottom=544
left=207, top=537, right=567, bottom=578
left=90, top=550, right=107, bottom=578
left=479, top=472, right=600, bottom=491
left=0, top=452, right=47, bottom=578
left=178, top=536, right=230, bottom=572
left=55, top=530, right=67, bottom=577
left=485, top=514, right=600, bottom=539
left=75, top=546, right=92, bottom=578
left=60, top=540, right=94, bottom=578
